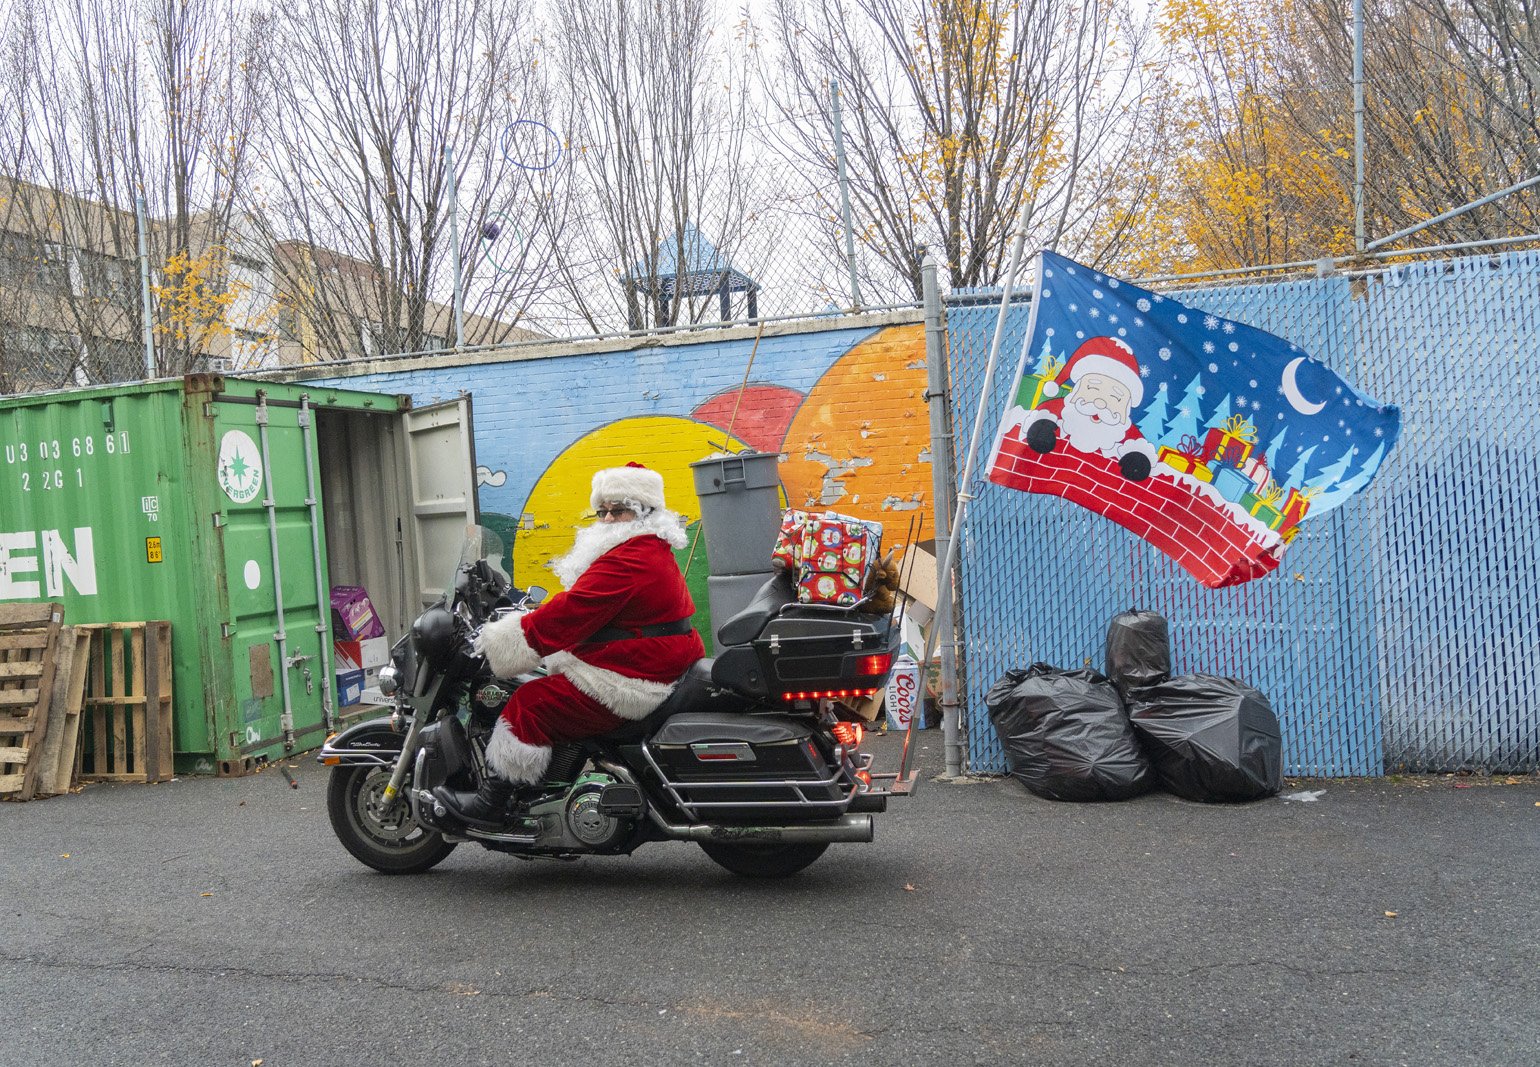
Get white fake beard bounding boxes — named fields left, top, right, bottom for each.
left=548, top=508, right=689, bottom=587
left=1059, top=398, right=1129, bottom=456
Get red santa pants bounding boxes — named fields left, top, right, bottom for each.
left=500, top=674, right=627, bottom=748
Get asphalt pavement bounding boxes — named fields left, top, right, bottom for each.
left=2, top=730, right=1538, bottom=1067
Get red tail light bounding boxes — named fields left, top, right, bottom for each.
left=831, top=721, right=864, bottom=747
left=856, top=653, right=892, bottom=676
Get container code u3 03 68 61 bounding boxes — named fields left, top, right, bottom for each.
left=5, top=432, right=134, bottom=494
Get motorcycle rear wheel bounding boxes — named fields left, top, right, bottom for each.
left=327, top=765, right=457, bottom=875
left=698, top=841, right=829, bottom=878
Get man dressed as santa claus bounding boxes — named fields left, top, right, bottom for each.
left=433, top=462, right=704, bottom=829
left=1014, top=335, right=1157, bottom=481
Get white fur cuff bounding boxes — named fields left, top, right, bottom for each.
left=484, top=718, right=553, bottom=784
left=545, top=651, right=676, bottom=720
left=475, top=613, right=542, bottom=678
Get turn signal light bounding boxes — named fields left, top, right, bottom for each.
left=779, top=688, right=880, bottom=702
left=831, top=722, right=864, bottom=747
left=856, top=653, right=892, bottom=676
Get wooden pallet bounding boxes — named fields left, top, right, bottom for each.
left=33, top=628, right=91, bottom=796
left=0, top=604, right=65, bottom=801
left=76, top=622, right=174, bottom=784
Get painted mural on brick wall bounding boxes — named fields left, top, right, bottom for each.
left=988, top=252, right=1401, bottom=588
left=460, top=325, right=931, bottom=631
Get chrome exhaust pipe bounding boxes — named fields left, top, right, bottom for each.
left=649, top=811, right=874, bottom=844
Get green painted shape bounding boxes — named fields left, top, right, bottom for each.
left=674, top=522, right=716, bottom=653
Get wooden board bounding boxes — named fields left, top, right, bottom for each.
left=0, top=603, right=64, bottom=801
left=34, top=628, right=90, bottom=797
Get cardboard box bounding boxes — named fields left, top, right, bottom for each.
left=330, top=585, right=385, bottom=640
left=336, top=669, right=365, bottom=707
left=334, top=636, right=389, bottom=672
left=900, top=539, right=940, bottom=615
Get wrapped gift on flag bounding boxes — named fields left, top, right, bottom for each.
left=987, top=251, right=1401, bottom=587
left=1202, top=415, right=1258, bottom=468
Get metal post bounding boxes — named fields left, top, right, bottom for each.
left=255, top=393, right=296, bottom=752
left=447, top=144, right=465, bottom=351
left=922, top=254, right=962, bottom=778
left=134, top=196, right=156, bottom=379
left=298, top=397, right=336, bottom=732
left=1366, top=174, right=1540, bottom=251
left=1353, top=0, right=1365, bottom=254
left=830, top=80, right=864, bottom=310
left=900, top=224, right=1039, bottom=780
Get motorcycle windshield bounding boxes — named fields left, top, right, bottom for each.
left=446, top=524, right=510, bottom=600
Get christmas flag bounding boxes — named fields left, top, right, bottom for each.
left=987, top=250, right=1401, bottom=587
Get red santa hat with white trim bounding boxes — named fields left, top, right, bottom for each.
left=591, top=461, right=668, bottom=514
left=1045, top=335, right=1144, bottom=407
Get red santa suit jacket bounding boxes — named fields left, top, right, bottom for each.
left=478, top=532, right=704, bottom=720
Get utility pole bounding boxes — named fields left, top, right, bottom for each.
left=135, top=196, right=156, bottom=379
left=922, top=254, right=962, bottom=777
left=447, top=144, right=466, bottom=351
left=1353, top=0, right=1366, bottom=254
left=830, top=80, right=863, bottom=310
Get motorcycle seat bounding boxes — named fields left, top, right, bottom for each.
left=714, top=570, right=796, bottom=646
left=603, top=659, right=738, bottom=741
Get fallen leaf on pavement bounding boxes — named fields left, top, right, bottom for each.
left=903, top=883, right=917, bottom=892
left=200, top=892, right=213, bottom=897
left=1383, top=911, right=1398, bottom=918
left=59, top=853, right=69, bottom=858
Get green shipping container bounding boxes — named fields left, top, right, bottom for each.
left=0, top=375, right=479, bottom=773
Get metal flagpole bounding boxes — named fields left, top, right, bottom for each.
left=899, top=227, right=1042, bottom=780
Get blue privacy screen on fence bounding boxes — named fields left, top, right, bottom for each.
left=947, top=249, right=1540, bottom=776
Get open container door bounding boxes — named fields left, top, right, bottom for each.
left=402, top=395, right=480, bottom=608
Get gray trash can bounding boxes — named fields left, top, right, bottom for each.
left=690, top=451, right=784, bottom=577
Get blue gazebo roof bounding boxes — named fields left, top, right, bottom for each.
left=624, top=223, right=759, bottom=298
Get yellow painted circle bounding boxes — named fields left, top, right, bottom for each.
left=514, top=416, right=753, bottom=590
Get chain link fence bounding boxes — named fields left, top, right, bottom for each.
left=947, top=247, right=1540, bottom=776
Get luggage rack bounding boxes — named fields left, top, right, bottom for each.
left=638, top=744, right=858, bottom=819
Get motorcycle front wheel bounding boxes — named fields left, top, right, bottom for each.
left=698, top=841, right=829, bottom=878
left=327, top=765, right=456, bottom=875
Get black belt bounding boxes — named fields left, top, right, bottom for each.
left=586, top=619, right=694, bottom=643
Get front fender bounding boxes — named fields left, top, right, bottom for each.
left=317, top=717, right=403, bottom=766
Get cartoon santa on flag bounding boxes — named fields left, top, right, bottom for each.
left=1010, top=335, right=1157, bottom=481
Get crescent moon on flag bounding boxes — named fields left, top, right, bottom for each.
left=1282, top=356, right=1327, bottom=415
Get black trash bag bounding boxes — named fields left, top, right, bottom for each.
left=985, top=664, right=1155, bottom=802
left=1104, top=610, right=1172, bottom=692
left=1125, top=675, right=1282, bottom=803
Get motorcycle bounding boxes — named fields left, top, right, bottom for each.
left=319, top=525, right=917, bottom=878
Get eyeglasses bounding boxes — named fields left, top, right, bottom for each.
left=593, top=506, right=633, bottom=519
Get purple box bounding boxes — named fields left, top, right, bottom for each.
left=330, top=585, right=385, bottom=640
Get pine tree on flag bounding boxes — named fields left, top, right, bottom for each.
left=1138, top=382, right=1173, bottom=440
left=1165, top=374, right=1206, bottom=445
left=1285, top=444, right=1319, bottom=491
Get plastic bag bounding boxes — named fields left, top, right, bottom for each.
left=985, top=664, right=1155, bottom=802
left=1104, top=610, right=1172, bottom=692
left=1125, top=675, right=1281, bottom=802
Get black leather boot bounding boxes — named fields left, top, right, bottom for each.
left=432, top=773, right=517, bottom=831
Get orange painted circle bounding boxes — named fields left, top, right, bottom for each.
left=779, top=325, right=932, bottom=545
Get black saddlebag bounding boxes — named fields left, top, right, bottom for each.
left=710, top=608, right=898, bottom=699
left=643, top=712, right=849, bottom=818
